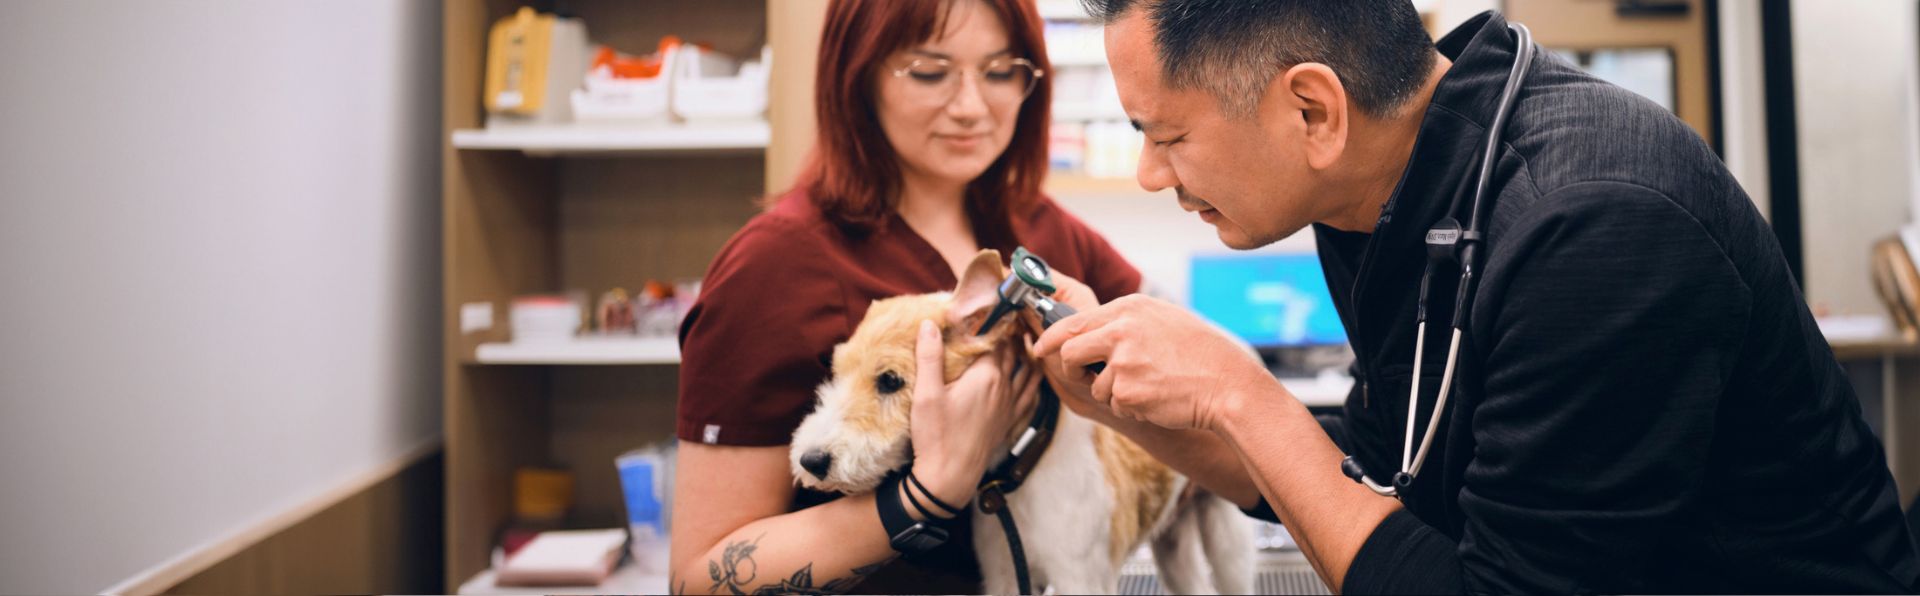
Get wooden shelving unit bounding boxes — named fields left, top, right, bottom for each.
left=438, top=1, right=1362, bottom=591
left=440, top=0, right=784, bottom=590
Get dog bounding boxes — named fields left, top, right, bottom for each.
left=790, top=249, right=1253, bottom=594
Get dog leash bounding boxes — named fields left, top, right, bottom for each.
left=966, top=247, right=1080, bottom=593
left=974, top=380, right=1061, bottom=595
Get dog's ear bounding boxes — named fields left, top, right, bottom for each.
left=946, top=249, right=1004, bottom=330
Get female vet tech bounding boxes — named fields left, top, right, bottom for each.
left=670, top=0, right=1141, bottom=593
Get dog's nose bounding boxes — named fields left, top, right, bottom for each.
left=799, top=449, right=833, bottom=479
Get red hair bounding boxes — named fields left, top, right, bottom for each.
left=795, top=0, right=1052, bottom=247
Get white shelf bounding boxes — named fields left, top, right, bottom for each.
left=1048, top=50, right=1107, bottom=67
left=1054, top=102, right=1126, bottom=122
left=450, top=121, right=769, bottom=156
left=474, top=337, right=680, bottom=365
left=1038, top=0, right=1093, bottom=20
left=458, top=563, right=668, bottom=595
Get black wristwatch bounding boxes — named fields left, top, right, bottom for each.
left=876, top=474, right=949, bottom=554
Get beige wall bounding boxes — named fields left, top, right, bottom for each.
left=767, top=0, right=829, bottom=194
left=1793, top=0, right=1920, bottom=315
left=1717, top=0, right=1772, bottom=219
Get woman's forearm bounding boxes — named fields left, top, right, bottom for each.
left=672, top=489, right=901, bottom=595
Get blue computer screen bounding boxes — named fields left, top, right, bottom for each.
left=1189, top=253, right=1348, bottom=348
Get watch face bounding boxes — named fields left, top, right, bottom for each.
left=891, top=523, right=949, bottom=553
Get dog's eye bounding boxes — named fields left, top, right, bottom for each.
left=875, top=371, right=905, bottom=394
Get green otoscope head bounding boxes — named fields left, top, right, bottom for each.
left=1010, top=247, right=1056, bottom=295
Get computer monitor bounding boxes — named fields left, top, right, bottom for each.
left=1189, top=253, right=1348, bottom=349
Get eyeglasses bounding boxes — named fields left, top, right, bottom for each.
left=889, top=57, right=1045, bottom=108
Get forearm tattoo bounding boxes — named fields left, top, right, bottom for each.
left=703, top=534, right=892, bottom=595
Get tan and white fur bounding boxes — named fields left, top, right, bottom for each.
left=790, top=250, right=1252, bottom=594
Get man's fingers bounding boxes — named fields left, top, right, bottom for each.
left=1091, top=364, right=1117, bottom=406
left=1024, top=334, right=1098, bottom=405
left=1030, top=317, right=1081, bottom=358
left=1057, top=324, right=1119, bottom=371
left=1032, top=300, right=1126, bottom=357
left=1049, top=273, right=1099, bottom=311
left=1043, top=351, right=1093, bottom=388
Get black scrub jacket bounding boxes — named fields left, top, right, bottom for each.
left=1245, top=12, right=1920, bottom=593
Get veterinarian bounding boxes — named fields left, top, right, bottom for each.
left=670, top=0, right=1144, bottom=593
left=1031, top=0, right=1920, bottom=592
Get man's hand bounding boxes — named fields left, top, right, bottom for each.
left=1031, top=294, right=1279, bottom=432
left=1019, top=274, right=1121, bottom=425
left=1020, top=274, right=1268, bottom=508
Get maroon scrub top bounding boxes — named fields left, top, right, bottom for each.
left=673, top=190, right=1141, bottom=590
left=677, top=190, right=1142, bottom=447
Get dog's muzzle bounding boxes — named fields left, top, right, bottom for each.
left=799, top=449, right=833, bottom=479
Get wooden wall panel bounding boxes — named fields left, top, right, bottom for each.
left=165, top=452, right=445, bottom=595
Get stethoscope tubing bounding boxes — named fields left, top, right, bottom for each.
left=1356, top=21, right=1536, bottom=499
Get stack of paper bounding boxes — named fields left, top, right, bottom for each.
left=496, top=528, right=628, bottom=587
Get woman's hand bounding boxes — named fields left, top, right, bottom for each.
left=906, top=320, right=1040, bottom=511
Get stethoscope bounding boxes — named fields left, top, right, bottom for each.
left=1341, top=22, right=1536, bottom=499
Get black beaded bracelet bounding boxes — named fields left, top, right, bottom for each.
left=901, top=477, right=947, bottom=521
left=905, top=468, right=966, bottom=518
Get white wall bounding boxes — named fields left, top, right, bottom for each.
left=1430, top=0, right=1500, bottom=34
left=1717, top=0, right=1772, bottom=218
left=1054, top=193, right=1314, bottom=305
left=0, top=1, right=442, bottom=592
left=1791, top=0, right=1920, bottom=315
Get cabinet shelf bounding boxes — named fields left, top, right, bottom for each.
left=472, top=337, right=680, bottom=365
left=442, top=0, right=774, bottom=588
left=450, top=122, right=770, bottom=156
